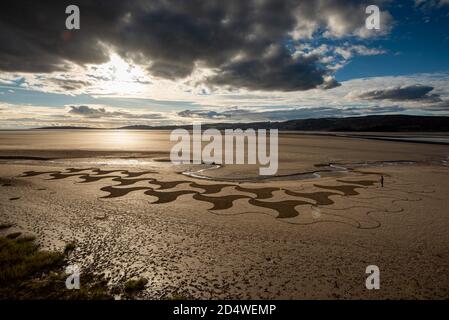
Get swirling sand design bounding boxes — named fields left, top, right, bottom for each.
left=19, top=168, right=434, bottom=229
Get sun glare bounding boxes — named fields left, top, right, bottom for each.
left=92, top=53, right=149, bottom=96
left=108, top=130, right=138, bottom=148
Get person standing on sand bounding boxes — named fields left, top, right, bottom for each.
left=380, top=175, right=384, bottom=188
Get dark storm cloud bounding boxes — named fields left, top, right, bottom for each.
left=0, top=0, right=385, bottom=91
left=354, top=85, right=442, bottom=101
left=0, top=0, right=126, bottom=72
left=208, top=46, right=340, bottom=91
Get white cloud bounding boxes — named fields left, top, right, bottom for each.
left=1, top=72, right=449, bottom=128
left=294, top=43, right=386, bottom=72
left=290, top=1, right=393, bottom=40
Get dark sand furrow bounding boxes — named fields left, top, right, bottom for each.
left=47, top=173, right=88, bottom=180
left=99, top=186, right=151, bottom=198
left=148, top=180, right=191, bottom=190
left=112, top=177, right=156, bottom=186
left=78, top=175, right=121, bottom=183
left=193, top=194, right=252, bottom=211
left=20, top=171, right=60, bottom=177
left=92, top=169, right=128, bottom=175
left=189, top=182, right=235, bottom=194
left=235, top=186, right=279, bottom=199
left=65, top=168, right=96, bottom=173
left=248, top=199, right=312, bottom=219
left=145, top=189, right=199, bottom=204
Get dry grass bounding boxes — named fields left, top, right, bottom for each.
left=0, top=235, right=64, bottom=285
left=0, top=233, right=111, bottom=300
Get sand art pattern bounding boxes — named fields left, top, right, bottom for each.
left=19, top=168, right=435, bottom=229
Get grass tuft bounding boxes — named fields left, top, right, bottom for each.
left=0, top=236, right=64, bottom=285
left=0, top=235, right=112, bottom=299
left=0, top=223, right=13, bottom=230
left=16, top=235, right=36, bottom=243
left=124, top=278, right=148, bottom=293
left=6, top=232, right=22, bottom=239
left=64, top=242, right=76, bottom=254
left=167, top=294, right=191, bottom=300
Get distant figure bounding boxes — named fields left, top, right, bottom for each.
left=380, top=175, right=384, bottom=188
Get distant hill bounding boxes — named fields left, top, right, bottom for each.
left=35, top=115, right=449, bottom=132
left=35, top=126, right=95, bottom=130
left=118, top=115, right=449, bottom=132
left=280, top=115, right=449, bottom=132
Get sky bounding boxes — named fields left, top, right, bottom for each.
left=0, top=0, right=448, bottom=129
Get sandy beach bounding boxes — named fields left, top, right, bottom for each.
left=1, top=130, right=449, bottom=299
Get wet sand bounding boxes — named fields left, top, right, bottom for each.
left=1, top=132, right=449, bottom=299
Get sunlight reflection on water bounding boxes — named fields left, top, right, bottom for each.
left=47, top=158, right=172, bottom=167
left=0, top=130, right=173, bottom=151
